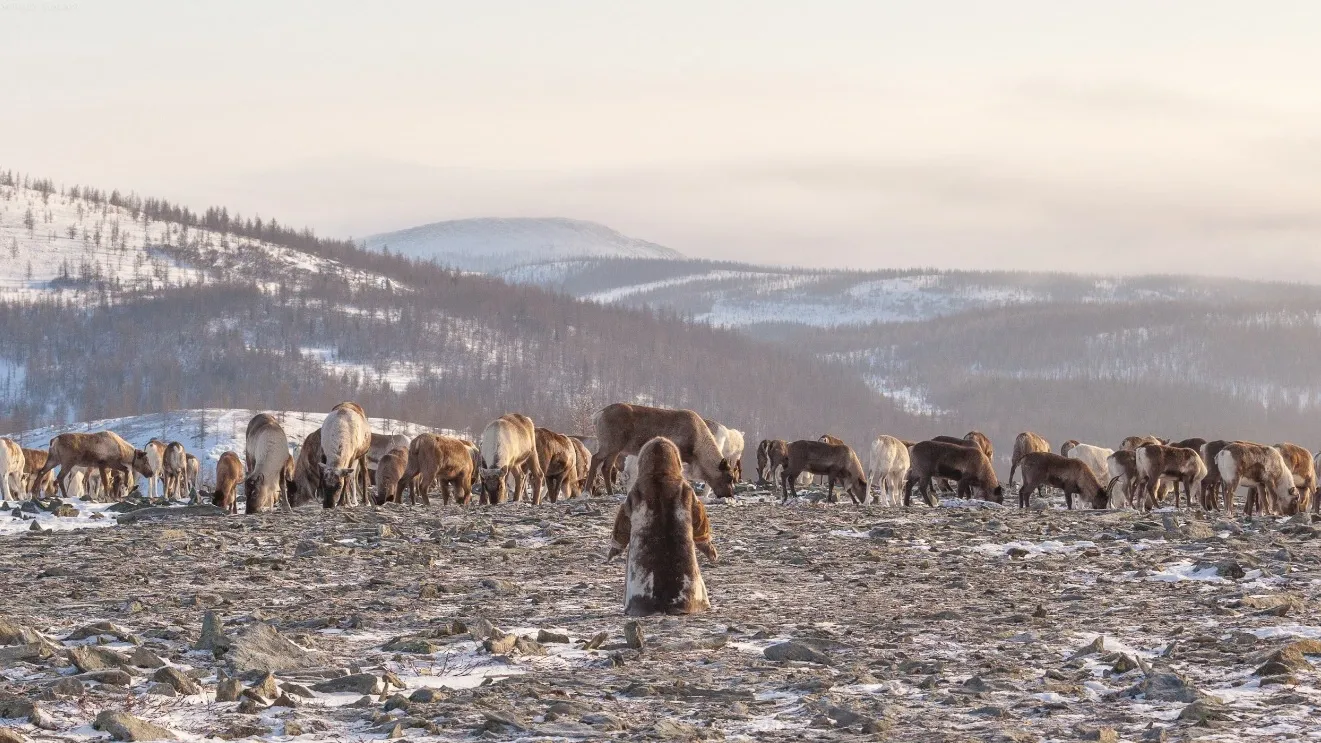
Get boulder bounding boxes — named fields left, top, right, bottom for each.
left=226, top=622, right=329, bottom=673
left=92, top=710, right=177, bottom=741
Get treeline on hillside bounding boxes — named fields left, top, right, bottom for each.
left=0, top=281, right=938, bottom=459
left=771, top=299, right=1321, bottom=461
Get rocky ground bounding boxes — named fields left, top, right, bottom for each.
left=0, top=487, right=1319, bottom=742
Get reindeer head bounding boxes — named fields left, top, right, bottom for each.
left=848, top=475, right=869, bottom=504
left=130, top=449, right=155, bottom=478
left=479, top=466, right=507, bottom=503
left=319, top=463, right=354, bottom=508
left=244, top=472, right=266, bottom=512
left=705, top=458, right=736, bottom=499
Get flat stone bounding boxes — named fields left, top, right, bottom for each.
left=311, top=673, right=382, bottom=695
left=764, top=641, right=833, bottom=665
left=152, top=666, right=202, bottom=695
left=226, top=622, right=329, bottom=672
left=93, top=710, right=177, bottom=741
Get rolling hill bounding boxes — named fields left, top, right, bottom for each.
left=0, top=170, right=929, bottom=463
left=364, top=217, right=683, bottom=272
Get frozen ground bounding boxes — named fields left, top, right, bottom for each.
left=1, top=486, right=1319, bottom=741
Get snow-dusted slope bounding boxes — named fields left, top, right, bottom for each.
left=498, top=259, right=1310, bottom=328
left=0, top=183, right=391, bottom=303
left=365, top=217, right=682, bottom=272
left=7, top=409, right=461, bottom=488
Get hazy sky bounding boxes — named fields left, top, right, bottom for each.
left=4, top=1, right=1321, bottom=279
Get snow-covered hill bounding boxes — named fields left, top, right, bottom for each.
left=8, top=409, right=462, bottom=488
left=497, top=258, right=1316, bottom=328
left=365, top=217, right=682, bottom=272
left=0, top=182, right=391, bottom=303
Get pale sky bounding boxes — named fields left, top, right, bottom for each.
left=3, top=1, right=1321, bottom=278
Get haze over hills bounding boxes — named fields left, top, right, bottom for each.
left=364, top=217, right=683, bottom=272
left=492, top=255, right=1321, bottom=455
left=5, top=168, right=1321, bottom=474
left=0, top=170, right=922, bottom=463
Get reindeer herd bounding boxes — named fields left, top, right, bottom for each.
left=1, top=402, right=1317, bottom=519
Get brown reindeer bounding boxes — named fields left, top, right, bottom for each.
left=1018, top=451, right=1107, bottom=510
left=479, top=413, right=541, bottom=504
left=37, top=432, right=153, bottom=501
left=400, top=434, right=475, bottom=506
left=781, top=439, right=868, bottom=505
left=244, top=413, right=292, bottom=514
left=211, top=451, right=243, bottom=514
left=1273, top=443, right=1315, bottom=515
left=607, top=436, right=715, bottom=616
left=568, top=436, right=591, bottom=498
left=1215, top=442, right=1298, bottom=516
left=1105, top=450, right=1138, bottom=507
left=963, top=431, right=994, bottom=461
left=373, top=446, right=409, bottom=506
left=185, top=454, right=200, bottom=499
left=22, top=448, right=55, bottom=498
left=534, top=427, right=577, bottom=504
left=906, top=440, right=1003, bottom=506
left=1135, top=444, right=1206, bottom=510
left=288, top=429, right=323, bottom=507
left=1198, top=440, right=1233, bottom=510
left=162, top=442, right=187, bottom=500
left=757, top=439, right=790, bottom=487
left=1121, top=435, right=1163, bottom=451
left=1059, top=439, right=1080, bottom=456
left=1010, top=432, right=1051, bottom=487
left=319, top=402, right=372, bottom=508
left=588, top=404, right=735, bottom=500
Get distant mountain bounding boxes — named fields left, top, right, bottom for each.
left=497, top=257, right=1316, bottom=327
left=364, top=217, right=683, bottom=272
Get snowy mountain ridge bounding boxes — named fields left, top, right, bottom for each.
left=0, top=182, right=391, bottom=304
left=365, top=217, right=683, bottom=272
left=495, top=258, right=1318, bottom=328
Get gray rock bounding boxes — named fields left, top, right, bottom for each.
left=536, top=629, right=570, bottom=644
left=93, top=710, right=177, bottom=741
left=152, top=666, right=202, bottom=695
left=215, top=677, right=243, bottom=702
left=764, top=641, right=833, bottom=665
left=250, top=671, right=279, bottom=700
left=409, top=687, right=445, bottom=703
left=144, top=682, right=177, bottom=697
left=226, top=622, right=329, bottom=672
left=66, top=645, right=132, bottom=673
left=49, top=677, right=85, bottom=696
left=67, top=621, right=139, bottom=644
left=77, top=669, right=134, bottom=686
left=382, top=636, right=442, bottom=654
left=484, top=633, right=517, bottom=655
left=477, top=578, right=521, bottom=594
left=129, top=647, right=166, bottom=669
left=1121, top=672, right=1215, bottom=703
left=465, top=617, right=501, bottom=641
left=312, top=673, right=382, bottom=695
left=114, top=504, right=229, bottom=524
left=0, top=615, right=44, bottom=646
left=623, top=620, right=645, bottom=649
left=0, top=696, right=35, bottom=721
left=195, top=610, right=230, bottom=653
left=0, top=727, right=27, bottom=743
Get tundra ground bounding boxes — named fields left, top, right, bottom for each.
left=1, top=488, right=1319, bottom=742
